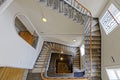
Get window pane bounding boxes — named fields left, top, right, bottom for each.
left=80, top=44, right=85, bottom=56
left=106, top=69, right=118, bottom=80
left=116, top=12, right=120, bottom=23
left=115, top=69, right=120, bottom=79
left=100, top=3, right=120, bottom=35
left=100, top=11, right=117, bottom=34
left=107, top=19, right=118, bottom=33
left=109, top=4, right=120, bottom=23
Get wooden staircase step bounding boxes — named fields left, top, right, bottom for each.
left=85, top=45, right=100, bottom=49
left=85, top=36, right=101, bottom=41
left=85, top=31, right=101, bottom=36
left=85, top=40, right=101, bottom=44
left=31, top=68, right=41, bottom=73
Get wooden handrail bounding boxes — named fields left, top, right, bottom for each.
left=74, top=0, right=91, bottom=15
left=40, top=0, right=93, bottom=79
left=89, top=15, right=92, bottom=78
left=73, top=0, right=93, bottom=78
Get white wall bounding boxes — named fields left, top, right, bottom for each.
left=79, top=0, right=109, bottom=17
left=0, top=1, right=43, bottom=69
left=99, top=0, right=120, bottom=79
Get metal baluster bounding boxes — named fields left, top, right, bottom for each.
left=69, top=6, right=73, bottom=18
left=76, top=12, right=79, bottom=22
left=53, top=0, right=59, bottom=9
left=67, top=6, right=70, bottom=17
left=77, top=3, right=79, bottom=10
left=71, top=0, right=72, bottom=6
left=59, top=0, right=63, bottom=13
left=47, top=0, right=50, bottom=6
left=73, top=10, right=77, bottom=21
left=79, top=6, right=82, bottom=13
left=77, top=13, right=81, bottom=23
left=71, top=7, right=74, bottom=18
left=73, top=0, right=75, bottom=7
left=47, top=0, right=53, bottom=6
left=69, top=7, right=74, bottom=18
left=74, top=1, right=77, bottom=9
left=63, top=2, right=68, bottom=16
left=80, top=14, right=85, bottom=24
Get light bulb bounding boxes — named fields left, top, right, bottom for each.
left=60, top=57, right=63, bottom=61
left=73, top=39, right=76, bottom=42
left=42, top=17, right=47, bottom=22
left=61, top=51, right=64, bottom=54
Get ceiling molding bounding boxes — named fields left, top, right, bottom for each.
left=40, top=34, right=84, bottom=37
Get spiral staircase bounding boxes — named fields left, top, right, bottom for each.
left=0, top=0, right=101, bottom=80
left=26, top=0, right=101, bottom=80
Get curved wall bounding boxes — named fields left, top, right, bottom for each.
left=0, top=1, right=43, bottom=69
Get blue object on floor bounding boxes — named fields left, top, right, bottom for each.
left=74, top=71, right=85, bottom=77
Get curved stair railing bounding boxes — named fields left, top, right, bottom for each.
left=39, top=0, right=93, bottom=79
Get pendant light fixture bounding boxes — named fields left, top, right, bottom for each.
left=42, top=17, right=47, bottom=22
left=39, top=4, right=47, bottom=22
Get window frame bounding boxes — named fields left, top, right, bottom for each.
left=106, top=67, right=120, bottom=80
left=100, top=3, right=120, bottom=35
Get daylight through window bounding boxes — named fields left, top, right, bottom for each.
left=106, top=68, right=120, bottom=80
left=100, top=4, right=120, bottom=34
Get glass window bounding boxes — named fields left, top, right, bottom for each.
left=100, top=4, right=120, bottom=34
left=80, top=44, right=85, bottom=56
left=108, top=4, right=120, bottom=23
left=106, top=68, right=120, bottom=80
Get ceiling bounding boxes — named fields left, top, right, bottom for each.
left=14, top=0, right=109, bottom=47
left=79, top=0, right=109, bottom=17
